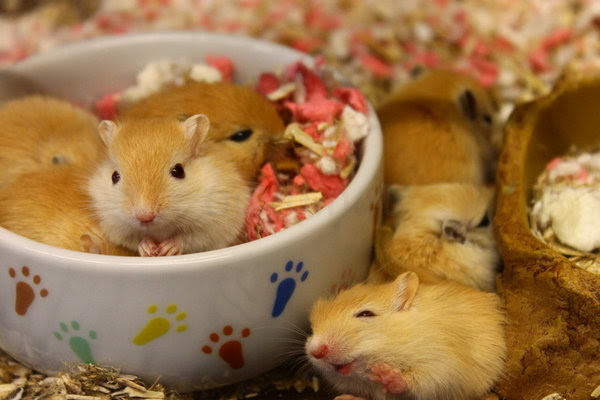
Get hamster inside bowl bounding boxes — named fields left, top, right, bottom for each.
left=0, top=32, right=383, bottom=391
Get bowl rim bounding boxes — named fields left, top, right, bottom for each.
left=0, top=31, right=383, bottom=271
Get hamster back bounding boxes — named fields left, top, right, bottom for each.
left=0, top=95, right=105, bottom=188
left=377, top=70, right=499, bottom=185
left=0, top=167, right=133, bottom=255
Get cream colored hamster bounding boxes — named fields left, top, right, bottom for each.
left=88, top=81, right=285, bottom=256
left=375, top=183, right=499, bottom=292
left=377, top=69, right=499, bottom=185
left=0, top=168, right=134, bottom=256
left=0, top=95, right=105, bottom=188
left=306, top=272, right=506, bottom=400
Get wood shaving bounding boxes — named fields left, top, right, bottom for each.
left=592, top=384, right=600, bottom=398
left=283, top=123, right=326, bottom=156
left=266, top=82, right=296, bottom=101
left=270, top=192, right=323, bottom=211
left=541, top=393, right=565, bottom=400
left=111, top=387, right=164, bottom=399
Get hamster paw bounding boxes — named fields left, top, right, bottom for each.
left=367, top=363, right=408, bottom=394
left=334, top=395, right=368, bottom=400
left=156, top=238, right=183, bottom=257
left=138, top=237, right=159, bottom=257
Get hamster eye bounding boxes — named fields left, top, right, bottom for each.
left=482, top=114, right=493, bottom=125
left=229, top=129, right=253, bottom=142
left=170, top=163, right=185, bottom=179
left=355, top=310, right=377, bottom=318
left=112, top=171, right=120, bottom=184
left=476, top=214, right=491, bottom=228
left=51, top=155, right=65, bottom=165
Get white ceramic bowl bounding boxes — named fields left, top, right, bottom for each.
left=0, top=32, right=383, bottom=391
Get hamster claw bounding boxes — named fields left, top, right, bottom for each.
left=138, top=237, right=159, bottom=257
left=367, top=363, right=408, bottom=394
left=156, top=237, right=183, bottom=256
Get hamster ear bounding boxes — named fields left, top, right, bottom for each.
left=458, top=89, right=478, bottom=121
left=442, top=219, right=466, bottom=244
left=98, top=120, right=118, bottom=147
left=182, top=113, right=210, bottom=157
left=392, top=271, right=419, bottom=311
left=387, top=185, right=408, bottom=208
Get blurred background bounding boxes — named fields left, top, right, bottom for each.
left=1, top=0, right=598, bottom=122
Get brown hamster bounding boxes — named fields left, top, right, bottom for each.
left=377, top=69, right=499, bottom=185
left=88, top=81, right=285, bottom=256
left=0, top=95, right=105, bottom=188
left=0, top=168, right=134, bottom=256
left=375, top=183, right=499, bottom=292
left=306, top=272, right=506, bottom=400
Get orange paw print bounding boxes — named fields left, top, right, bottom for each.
left=202, top=325, right=250, bottom=370
left=9, top=266, right=48, bottom=316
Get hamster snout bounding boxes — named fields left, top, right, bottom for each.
left=306, top=338, right=358, bottom=377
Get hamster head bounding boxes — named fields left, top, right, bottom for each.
left=392, top=69, right=499, bottom=146
left=382, top=183, right=499, bottom=291
left=122, top=81, right=286, bottom=183
left=306, top=272, right=420, bottom=400
left=88, top=114, right=251, bottom=253
left=0, top=95, right=104, bottom=184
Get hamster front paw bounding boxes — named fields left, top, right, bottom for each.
left=138, top=237, right=159, bottom=257
left=156, top=237, right=183, bottom=256
left=367, top=363, right=408, bottom=394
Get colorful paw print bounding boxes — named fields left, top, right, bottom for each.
left=133, top=304, right=187, bottom=345
left=8, top=266, right=48, bottom=316
left=53, top=321, right=96, bottom=364
left=270, top=260, right=309, bottom=318
left=202, top=325, right=250, bottom=370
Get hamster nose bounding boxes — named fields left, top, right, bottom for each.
left=136, top=211, right=157, bottom=223
left=310, top=344, right=329, bottom=359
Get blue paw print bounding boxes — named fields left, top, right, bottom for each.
left=270, top=260, right=309, bottom=318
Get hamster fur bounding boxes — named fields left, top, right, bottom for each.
left=88, top=81, right=285, bottom=256
left=0, top=168, right=134, bottom=255
left=306, top=272, right=507, bottom=400
left=374, top=183, right=499, bottom=292
left=377, top=69, right=499, bottom=185
left=0, top=95, right=105, bottom=188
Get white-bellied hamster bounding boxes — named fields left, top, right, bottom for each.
left=88, top=81, right=285, bottom=256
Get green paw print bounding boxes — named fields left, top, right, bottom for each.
left=133, top=304, right=187, bottom=346
left=53, top=321, right=96, bottom=364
